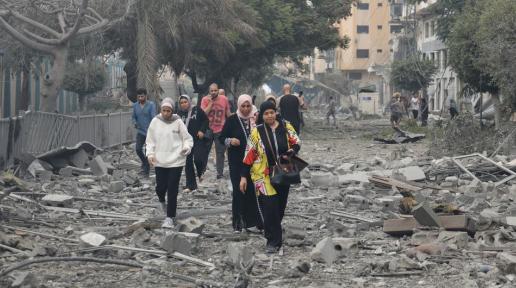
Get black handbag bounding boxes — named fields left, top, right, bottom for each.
left=263, top=126, right=301, bottom=186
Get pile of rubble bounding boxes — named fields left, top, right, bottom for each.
left=1, top=120, right=516, bottom=287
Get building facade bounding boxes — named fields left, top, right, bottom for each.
left=414, top=0, right=461, bottom=112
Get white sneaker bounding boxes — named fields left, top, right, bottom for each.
left=162, top=217, right=175, bottom=229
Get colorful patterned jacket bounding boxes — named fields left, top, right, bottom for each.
left=242, top=121, right=300, bottom=196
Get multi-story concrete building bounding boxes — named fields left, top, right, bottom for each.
left=414, top=0, right=461, bottom=112
left=333, top=0, right=393, bottom=113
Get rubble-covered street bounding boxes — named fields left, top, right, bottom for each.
left=2, top=113, right=516, bottom=288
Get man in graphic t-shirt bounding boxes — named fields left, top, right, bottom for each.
left=201, top=83, right=231, bottom=179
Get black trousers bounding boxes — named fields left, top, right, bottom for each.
left=412, top=110, right=419, bottom=119
left=259, top=184, right=290, bottom=248
left=135, top=133, right=149, bottom=174
left=229, top=160, right=260, bottom=231
left=155, top=166, right=183, bottom=218
left=185, top=141, right=205, bottom=190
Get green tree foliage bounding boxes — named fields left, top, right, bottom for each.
left=63, top=63, right=107, bottom=110
left=186, top=0, right=353, bottom=95
left=391, top=57, right=436, bottom=93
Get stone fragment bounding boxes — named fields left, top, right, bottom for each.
left=41, top=194, right=74, bottom=208
left=332, top=237, right=357, bottom=256
left=335, top=163, right=355, bottom=174
left=69, top=149, right=89, bottom=168
left=375, top=196, right=401, bottom=212
left=80, top=232, right=106, bottom=247
left=10, top=271, right=38, bottom=288
left=78, top=178, right=95, bottom=186
left=437, top=231, right=469, bottom=249
left=311, top=171, right=337, bottom=187
left=413, top=202, right=441, bottom=227
left=109, top=181, right=125, bottom=193
left=88, top=155, right=108, bottom=176
left=59, top=166, right=74, bottom=177
left=176, top=217, right=205, bottom=234
left=310, top=237, right=338, bottom=265
left=396, top=166, right=426, bottom=181
left=344, top=194, right=370, bottom=209
left=227, top=243, right=253, bottom=268
left=285, top=224, right=306, bottom=240
left=36, top=170, right=53, bottom=181
left=497, top=252, right=516, bottom=274
left=27, top=159, right=47, bottom=178
left=161, top=232, right=195, bottom=255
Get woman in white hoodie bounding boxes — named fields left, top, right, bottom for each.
left=146, top=98, right=193, bottom=228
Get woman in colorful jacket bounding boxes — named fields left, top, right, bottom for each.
left=239, top=100, right=301, bottom=254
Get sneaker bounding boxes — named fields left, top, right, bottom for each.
left=162, top=217, right=175, bottom=229
left=265, top=245, right=280, bottom=254
left=183, top=188, right=197, bottom=193
left=245, top=227, right=262, bottom=234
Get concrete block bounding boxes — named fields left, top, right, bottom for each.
left=161, top=232, right=195, bottom=255
left=444, top=176, right=459, bottom=185
left=78, top=178, right=95, bottom=186
left=310, top=237, right=338, bottom=265
left=227, top=243, right=253, bottom=268
left=332, top=237, right=357, bottom=256
left=411, top=230, right=439, bottom=246
left=59, top=166, right=74, bottom=177
left=437, top=231, right=469, bottom=249
left=88, top=155, right=108, bottom=176
left=80, top=232, right=106, bottom=247
left=335, top=163, right=355, bottom=174
left=338, top=172, right=370, bottom=184
left=396, top=166, right=426, bottom=181
left=497, top=252, right=516, bottom=274
left=27, top=159, right=47, bottom=178
left=285, top=224, right=306, bottom=240
left=383, top=215, right=476, bottom=237
left=41, top=194, right=74, bottom=208
left=505, top=216, right=516, bottom=227
left=311, top=172, right=337, bottom=187
left=375, top=196, right=402, bottom=212
left=36, top=170, right=53, bottom=181
left=344, top=194, right=370, bottom=209
left=69, top=148, right=89, bottom=168
left=177, top=217, right=205, bottom=234
left=109, top=181, right=125, bottom=193
left=413, top=202, right=441, bottom=227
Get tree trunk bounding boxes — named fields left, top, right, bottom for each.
left=492, top=93, right=502, bottom=130
left=124, top=60, right=138, bottom=103
left=78, top=94, right=87, bottom=111
left=170, top=72, right=179, bottom=101
left=41, top=47, right=68, bottom=112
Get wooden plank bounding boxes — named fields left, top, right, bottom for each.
left=383, top=215, right=476, bottom=237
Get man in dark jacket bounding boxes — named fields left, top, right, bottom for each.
left=178, top=95, right=209, bottom=192
left=278, top=84, right=301, bottom=134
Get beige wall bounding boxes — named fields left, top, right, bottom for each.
left=335, top=0, right=392, bottom=73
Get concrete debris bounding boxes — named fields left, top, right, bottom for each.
left=108, top=181, right=125, bottom=193
left=41, top=194, right=74, bottom=208
left=412, top=202, right=442, bottom=227
left=80, top=232, right=106, bottom=247
left=176, top=217, right=205, bottom=234
left=497, top=252, right=516, bottom=274
left=10, top=271, right=39, bottom=288
left=161, top=232, right=196, bottom=255
left=88, top=155, right=108, bottom=176
left=227, top=243, right=254, bottom=268
left=310, top=237, right=357, bottom=265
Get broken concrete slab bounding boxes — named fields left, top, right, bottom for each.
left=161, top=232, right=194, bottom=255
left=69, top=148, right=90, bottom=169
left=437, top=231, right=469, bottom=249
left=37, top=141, right=100, bottom=170
left=176, top=217, right=205, bottom=234
left=41, top=194, right=74, bottom=208
left=396, top=166, right=426, bottom=181
left=227, top=243, right=253, bottom=268
left=59, top=166, right=74, bottom=177
left=311, top=171, right=338, bottom=187
left=497, top=252, right=516, bottom=274
left=80, top=232, right=106, bottom=247
left=27, top=159, right=49, bottom=178
left=109, top=181, right=125, bottom=193
left=88, top=155, right=108, bottom=176
left=413, top=202, right=441, bottom=227
left=383, top=215, right=476, bottom=237
left=311, top=237, right=338, bottom=265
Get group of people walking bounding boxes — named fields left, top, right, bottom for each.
left=132, top=83, right=303, bottom=254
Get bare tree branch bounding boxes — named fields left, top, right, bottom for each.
left=59, top=0, right=89, bottom=43
left=0, top=15, right=54, bottom=53
left=0, top=8, right=60, bottom=38
left=22, top=28, right=61, bottom=45
left=57, top=11, right=66, bottom=33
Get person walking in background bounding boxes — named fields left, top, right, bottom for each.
left=146, top=98, right=193, bottom=228
left=201, top=83, right=231, bottom=180
left=178, top=95, right=209, bottom=192
left=132, top=88, right=156, bottom=177
left=449, top=99, right=459, bottom=119
left=220, top=94, right=261, bottom=233
left=326, top=96, right=337, bottom=126
left=240, top=101, right=301, bottom=254
left=390, top=93, right=404, bottom=129
left=410, top=94, right=420, bottom=120
left=278, top=84, right=301, bottom=134
left=420, top=96, right=429, bottom=126
left=298, top=91, right=306, bottom=128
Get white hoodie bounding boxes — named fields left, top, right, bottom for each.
left=145, top=114, right=193, bottom=168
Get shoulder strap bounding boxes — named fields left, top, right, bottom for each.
left=263, top=126, right=279, bottom=166
left=185, top=109, right=193, bottom=128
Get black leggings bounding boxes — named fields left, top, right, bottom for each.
left=259, top=184, right=290, bottom=249
left=155, top=166, right=183, bottom=218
